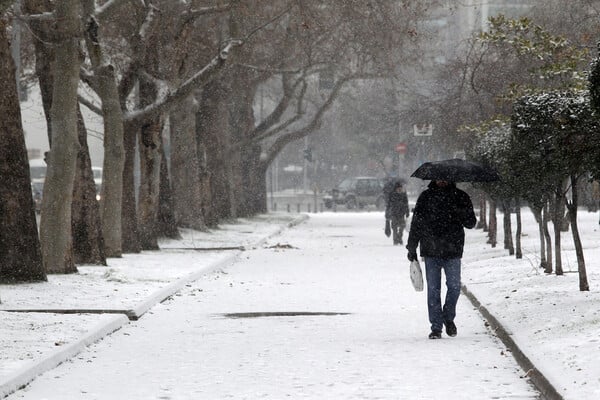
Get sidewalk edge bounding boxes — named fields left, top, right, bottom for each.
left=128, top=251, right=241, bottom=319
left=462, top=284, right=564, bottom=400
left=0, top=213, right=308, bottom=398
left=128, top=214, right=308, bottom=319
left=0, top=314, right=129, bottom=399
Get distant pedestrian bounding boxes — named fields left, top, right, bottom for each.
left=406, top=180, right=476, bottom=339
left=385, top=181, right=409, bottom=245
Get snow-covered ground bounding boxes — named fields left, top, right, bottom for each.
left=1, top=208, right=599, bottom=399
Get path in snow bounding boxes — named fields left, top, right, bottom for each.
left=8, top=213, right=539, bottom=399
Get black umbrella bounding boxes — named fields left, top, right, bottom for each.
left=410, top=158, right=500, bottom=182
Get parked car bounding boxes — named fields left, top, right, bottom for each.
left=28, top=159, right=103, bottom=205
left=323, top=177, right=386, bottom=210
left=31, top=181, right=43, bottom=213
left=29, top=159, right=46, bottom=214
left=92, top=166, right=102, bottom=201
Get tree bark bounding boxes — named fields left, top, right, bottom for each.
left=542, top=202, right=553, bottom=274
left=196, top=82, right=231, bottom=223
left=157, top=135, right=180, bottom=239
left=502, top=201, right=514, bottom=255
left=25, top=0, right=104, bottom=266
left=246, top=157, right=268, bottom=214
left=39, top=0, right=81, bottom=274
left=121, top=120, right=141, bottom=253
left=23, top=0, right=54, bottom=143
left=531, top=206, right=547, bottom=270
left=515, top=198, right=522, bottom=259
left=170, top=97, right=206, bottom=230
left=552, top=185, right=564, bottom=275
left=477, top=192, right=487, bottom=231
left=137, top=117, right=162, bottom=250
left=80, top=2, right=126, bottom=258
left=0, top=18, right=46, bottom=283
left=487, top=199, right=497, bottom=248
left=567, top=175, right=589, bottom=291
left=71, top=108, right=105, bottom=265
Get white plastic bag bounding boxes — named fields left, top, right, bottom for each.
left=410, top=259, right=424, bottom=292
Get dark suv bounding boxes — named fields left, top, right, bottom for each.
left=324, top=177, right=386, bottom=210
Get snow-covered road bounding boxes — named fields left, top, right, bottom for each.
left=8, top=213, right=539, bottom=399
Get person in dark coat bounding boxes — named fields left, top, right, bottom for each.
left=385, top=181, right=409, bottom=245
left=406, top=180, right=476, bottom=339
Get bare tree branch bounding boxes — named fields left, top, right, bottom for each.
left=118, top=2, right=157, bottom=102
left=14, top=11, right=55, bottom=22
left=78, top=94, right=102, bottom=116
left=262, top=73, right=376, bottom=166
left=124, top=40, right=242, bottom=127
left=95, top=0, right=132, bottom=21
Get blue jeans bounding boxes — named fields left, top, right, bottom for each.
left=424, top=257, right=461, bottom=333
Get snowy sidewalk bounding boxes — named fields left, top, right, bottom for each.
left=461, top=210, right=600, bottom=400
left=0, top=214, right=305, bottom=398
left=3, top=213, right=539, bottom=399
left=3, top=210, right=599, bottom=399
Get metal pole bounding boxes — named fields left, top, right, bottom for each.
left=303, top=136, right=308, bottom=194
left=398, top=122, right=402, bottom=177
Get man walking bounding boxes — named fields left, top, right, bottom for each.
left=406, top=180, right=476, bottom=339
left=386, top=181, right=410, bottom=245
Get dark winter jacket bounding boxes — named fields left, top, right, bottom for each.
left=387, top=191, right=409, bottom=219
left=406, top=181, right=476, bottom=259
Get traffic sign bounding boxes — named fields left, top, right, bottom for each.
left=395, top=142, right=408, bottom=153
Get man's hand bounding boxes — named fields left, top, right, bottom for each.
left=407, top=251, right=417, bottom=262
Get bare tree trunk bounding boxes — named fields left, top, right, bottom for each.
left=552, top=185, right=564, bottom=276
left=81, top=0, right=125, bottom=258
left=515, top=198, right=522, bottom=259
left=196, top=82, right=231, bottom=222
left=0, top=18, right=46, bottom=283
left=26, top=0, right=104, bottom=266
left=121, top=121, right=141, bottom=253
left=242, top=147, right=267, bottom=215
left=23, top=0, right=53, bottom=143
left=227, top=68, right=258, bottom=217
left=71, top=108, right=105, bottom=265
left=477, top=192, right=487, bottom=231
left=39, top=0, right=81, bottom=274
left=157, top=134, right=180, bottom=239
left=487, top=199, right=497, bottom=248
left=248, top=159, right=268, bottom=215
left=531, top=207, right=546, bottom=269
left=170, top=98, right=206, bottom=230
left=567, top=175, right=589, bottom=291
left=502, top=201, right=514, bottom=255
left=543, top=202, right=553, bottom=274
left=137, top=117, right=162, bottom=250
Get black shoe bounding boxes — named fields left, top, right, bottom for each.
left=445, top=321, right=457, bottom=337
left=428, top=331, right=442, bottom=339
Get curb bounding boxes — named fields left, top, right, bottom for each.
left=129, top=213, right=308, bottom=320
left=0, top=214, right=308, bottom=398
left=0, top=314, right=129, bottom=399
left=461, top=284, right=563, bottom=400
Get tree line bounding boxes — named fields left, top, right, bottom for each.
left=458, top=11, right=600, bottom=292
left=0, top=0, right=438, bottom=283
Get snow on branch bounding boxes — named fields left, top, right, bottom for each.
left=15, top=11, right=55, bottom=23
left=95, top=0, right=132, bottom=21
left=139, top=4, right=158, bottom=41
left=187, top=4, right=231, bottom=17
left=124, top=39, right=242, bottom=127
